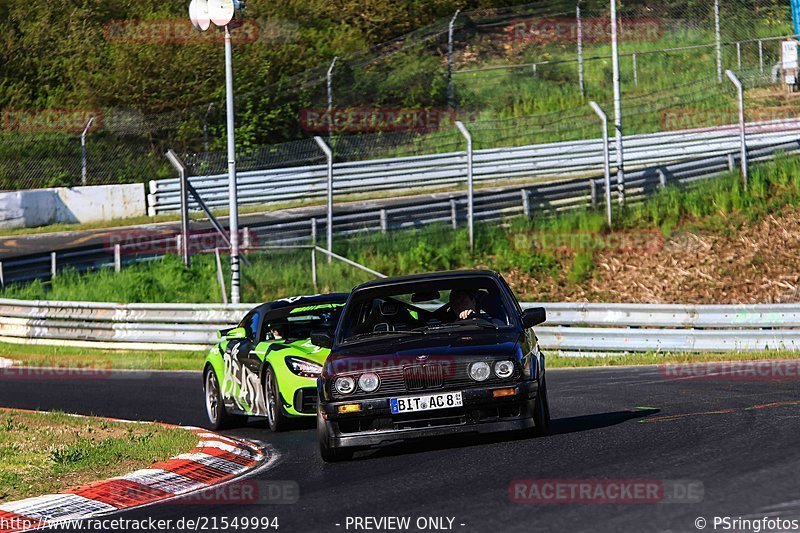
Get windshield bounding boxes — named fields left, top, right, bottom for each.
left=265, top=304, right=343, bottom=342
left=337, top=276, right=513, bottom=344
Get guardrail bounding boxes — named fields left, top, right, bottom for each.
left=2, top=298, right=800, bottom=355
left=4, top=137, right=800, bottom=287
left=148, top=118, right=800, bottom=215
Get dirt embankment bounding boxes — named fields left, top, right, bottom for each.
left=506, top=205, right=800, bottom=304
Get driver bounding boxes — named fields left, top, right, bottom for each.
left=449, top=289, right=479, bottom=320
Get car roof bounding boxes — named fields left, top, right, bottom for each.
left=254, top=293, right=349, bottom=321
left=353, top=270, right=501, bottom=292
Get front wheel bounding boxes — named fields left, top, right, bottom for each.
left=317, top=411, right=353, bottom=462
left=264, top=366, right=291, bottom=432
left=204, top=368, right=245, bottom=430
left=532, top=375, right=551, bottom=437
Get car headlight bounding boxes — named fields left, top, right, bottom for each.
left=468, top=361, right=491, bottom=382
left=286, top=357, right=323, bottom=378
left=494, top=360, right=515, bottom=379
left=358, top=372, right=380, bottom=393
left=334, top=376, right=356, bottom=395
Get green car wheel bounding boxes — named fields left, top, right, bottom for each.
left=205, top=368, right=246, bottom=430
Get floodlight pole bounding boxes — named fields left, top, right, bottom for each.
left=610, top=0, right=625, bottom=206
left=224, top=25, right=241, bottom=304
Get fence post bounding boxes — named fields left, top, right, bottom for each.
left=447, top=9, right=461, bottom=109
left=758, top=39, right=764, bottom=73
left=80, top=117, right=95, bottom=187
left=51, top=252, right=57, bottom=279
left=714, top=0, right=722, bottom=82
left=165, top=149, right=191, bottom=267
left=215, top=248, right=228, bottom=305
left=242, top=227, right=251, bottom=252
left=589, top=101, right=613, bottom=228
left=327, top=56, right=338, bottom=141
left=455, top=121, right=474, bottom=254
left=726, top=69, right=748, bottom=189
left=450, top=199, right=458, bottom=229
left=632, top=53, right=638, bottom=86
left=314, top=136, right=334, bottom=263
left=576, top=0, right=585, bottom=97
left=657, top=169, right=667, bottom=190
left=736, top=42, right=742, bottom=70
left=521, top=189, right=531, bottom=218
left=114, top=244, right=121, bottom=273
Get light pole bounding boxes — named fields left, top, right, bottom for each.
left=190, top=0, right=242, bottom=303
left=610, top=0, right=625, bottom=206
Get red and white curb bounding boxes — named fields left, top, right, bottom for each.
left=0, top=415, right=271, bottom=533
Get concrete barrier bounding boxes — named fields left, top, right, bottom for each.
left=0, top=183, right=146, bottom=229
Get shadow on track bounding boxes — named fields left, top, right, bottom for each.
left=350, top=408, right=660, bottom=461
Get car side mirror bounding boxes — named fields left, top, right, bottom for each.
left=218, top=326, right=247, bottom=340
left=310, top=331, right=333, bottom=349
left=521, top=307, right=546, bottom=328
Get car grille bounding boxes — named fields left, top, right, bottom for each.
left=294, top=387, right=317, bottom=414
left=403, top=364, right=444, bottom=390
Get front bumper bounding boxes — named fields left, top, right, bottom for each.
left=319, top=380, right=538, bottom=448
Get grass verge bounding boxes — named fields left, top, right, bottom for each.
left=0, top=342, right=205, bottom=371
left=0, top=409, right=198, bottom=503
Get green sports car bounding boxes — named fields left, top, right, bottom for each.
left=203, top=293, right=348, bottom=431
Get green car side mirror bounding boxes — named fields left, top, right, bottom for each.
left=217, top=327, right=247, bottom=340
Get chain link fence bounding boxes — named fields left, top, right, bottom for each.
left=2, top=0, right=796, bottom=193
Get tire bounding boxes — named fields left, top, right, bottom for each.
left=317, top=411, right=353, bottom=462
left=204, top=368, right=246, bottom=430
left=532, top=375, right=551, bottom=437
left=264, top=366, right=291, bottom=432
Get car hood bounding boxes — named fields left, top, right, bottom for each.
left=268, top=338, right=330, bottom=365
left=325, top=328, right=522, bottom=375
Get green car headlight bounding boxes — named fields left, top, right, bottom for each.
left=286, top=356, right=323, bottom=378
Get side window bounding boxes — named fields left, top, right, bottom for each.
left=240, top=311, right=261, bottom=340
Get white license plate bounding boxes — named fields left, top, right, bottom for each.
left=390, top=391, right=463, bottom=414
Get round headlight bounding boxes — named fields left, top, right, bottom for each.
left=468, top=361, right=491, bottom=382
left=358, top=373, right=380, bottom=392
left=494, top=360, right=515, bottom=379
left=334, top=376, right=356, bottom=395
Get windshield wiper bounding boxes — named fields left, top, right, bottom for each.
left=414, top=321, right=499, bottom=332
left=344, top=330, right=426, bottom=342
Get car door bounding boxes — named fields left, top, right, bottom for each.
left=221, top=309, right=267, bottom=416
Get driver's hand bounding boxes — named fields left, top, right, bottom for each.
left=458, top=309, right=474, bottom=320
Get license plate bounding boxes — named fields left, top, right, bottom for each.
left=390, top=391, right=463, bottom=414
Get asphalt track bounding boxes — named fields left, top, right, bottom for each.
left=1, top=364, right=799, bottom=532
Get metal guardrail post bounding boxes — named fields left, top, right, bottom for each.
left=80, top=117, right=95, bottom=187
left=50, top=252, right=57, bottom=279
left=455, top=121, right=474, bottom=254
left=590, top=179, right=597, bottom=209
left=726, top=70, right=748, bottom=190
left=589, top=101, right=613, bottom=228
left=310, top=219, right=318, bottom=291
left=165, top=150, right=191, bottom=267
left=450, top=199, right=458, bottom=229
left=521, top=190, right=530, bottom=218
left=314, top=136, right=334, bottom=263
left=0, top=261, right=4, bottom=289
left=657, top=169, right=667, bottom=190
left=380, top=209, right=388, bottom=233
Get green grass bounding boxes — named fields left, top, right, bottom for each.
left=0, top=409, right=197, bottom=502
left=4, top=152, right=800, bottom=304
left=0, top=343, right=205, bottom=371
